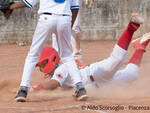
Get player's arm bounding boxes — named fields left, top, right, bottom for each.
left=71, top=9, right=79, bottom=28
left=9, top=0, right=39, bottom=10
left=88, top=0, right=94, bottom=8
left=71, top=0, right=79, bottom=28
left=31, top=70, right=68, bottom=91
left=0, top=0, right=38, bottom=19
left=31, top=79, right=60, bottom=91
left=9, top=2, right=26, bottom=10
left=42, top=79, right=60, bottom=90
left=85, top=0, right=95, bottom=8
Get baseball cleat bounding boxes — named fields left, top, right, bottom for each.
left=75, top=59, right=87, bottom=69
left=132, top=32, right=150, bottom=51
left=73, top=88, right=88, bottom=101
left=14, top=89, right=27, bottom=102
left=130, top=12, right=144, bottom=25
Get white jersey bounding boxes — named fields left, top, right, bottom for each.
left=51, top=45, right=140, bottom=89
left=51, top=62, right=116, bottom=89
left=21, top=0, right=79, bottom=15
left=51, top=64, right=92, bottom=88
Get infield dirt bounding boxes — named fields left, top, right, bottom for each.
left=0, top=41, right=150, bottom=113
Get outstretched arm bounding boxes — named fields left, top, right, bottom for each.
left=31, top=79, right=60, bottom=91
left=42, top=79, right=60, bottom=90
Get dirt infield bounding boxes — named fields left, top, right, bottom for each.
left=0, top=41, right=150, bottom=113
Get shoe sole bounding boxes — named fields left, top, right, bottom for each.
left=131, top=33, right=150, bottom=45
left=14, top=97, right=26, bottom=102
left=74, top=95, right=88, bottom=101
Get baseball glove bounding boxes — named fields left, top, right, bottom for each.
left=0, top=0, right=14, bottom=19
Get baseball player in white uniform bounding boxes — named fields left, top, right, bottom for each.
left=31, top=13, right=150, bottom=93
left=10, top=0, right=88, bottom=102
left=52, top=0, right=95, bottom=68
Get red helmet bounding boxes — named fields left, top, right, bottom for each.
left=36, top=46, right=60, bottom=74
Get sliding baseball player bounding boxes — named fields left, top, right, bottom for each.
left=31, top=13, right=149, bottom=93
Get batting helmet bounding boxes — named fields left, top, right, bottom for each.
left=36, top=46, right=60, bottom=74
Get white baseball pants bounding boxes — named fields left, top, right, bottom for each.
left=84, top=45, right=139, bottom=87
left=20, top=14, right=82, bottom=87
left=52, top=0, right=83, bottom=60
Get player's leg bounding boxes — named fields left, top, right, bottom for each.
left=71, top=28, right=85, bottom=67
left=111, top=33, right=150, bottom=83
left=56, top=15, right=87, bottom=100
left=14, top=15, right=54, bottom=102
left=90, top=13, right=144, bottom=83
left=71, top=0, right=86, bottom=68
left=117, top=13, right=144, bottom=50
left=71, top=28, right=82, bottom=60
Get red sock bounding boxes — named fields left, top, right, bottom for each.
left=128, top=49, right=144, bottom=66
left=117, top=22, right=140, bottom=50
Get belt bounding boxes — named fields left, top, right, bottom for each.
left=43, top=12, right=69, bottom=16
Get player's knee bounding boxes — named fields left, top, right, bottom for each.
left=104, top=58, right=122, bottom=74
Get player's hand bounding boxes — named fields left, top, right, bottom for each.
left=84, top=0, right=95, bottom=8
